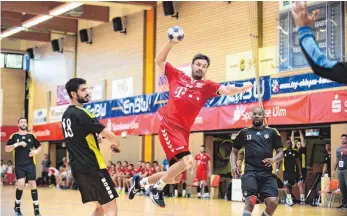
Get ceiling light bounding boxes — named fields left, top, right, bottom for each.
left=0, top=27, right=24, bottom=38
left=49, top=2, right=83, bottom=16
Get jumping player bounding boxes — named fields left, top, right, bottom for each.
left=192, top=145, right=211, bottom=199
left=231, top=107, right=284, bottom=216
left=62, top=78, right=121, bottom=216
left=129, top=38, right=252, bottom=207
left=5, top=117, right=42, bottom=216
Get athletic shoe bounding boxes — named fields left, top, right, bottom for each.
left=128, top=175, right=141, bottom=200
left=286, top=198, right=294, bottom=207
left=336, top=204, right=347, bottom=210
left=34, top=208, right=41, bottom=216
left=14, top=207, right=23, bottom=216
left=149, top=186, right=165, bottom=208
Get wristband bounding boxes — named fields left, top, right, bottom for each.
left=14, top=143, right=18, bottom=148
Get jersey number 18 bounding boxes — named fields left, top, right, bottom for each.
left=62, top=118, right=74, bottom=138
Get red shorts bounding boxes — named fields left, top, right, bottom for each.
left=158, top=119, right=190, bottom=165
left=194, top=168, right=208, bottom=182
left=6, top=173, right=15, bottom=182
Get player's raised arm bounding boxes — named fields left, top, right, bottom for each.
left=155, top=26, right=184, bottom=74
left=155, top=42, right=175, bottom=74
left=292, top=2, right=347, bottom=84
left=217, top=84, right=253, bottom=96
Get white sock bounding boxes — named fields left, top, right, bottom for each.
left=262, top=210, right=270, bottom=216
left=198, top=192, right=201, bottom=197
left=182, top=190, right=186, bottom=197
left=140, top=178, right=149, bottom=188
left=153, top=179, right=166, bottom=190
left=15, top=200, right=21, bottom=204
left=300, top=194, right=305, bottom=201
left=287, top=194, right=292, bottom=200
left=174, top=190, right=178, bottom=196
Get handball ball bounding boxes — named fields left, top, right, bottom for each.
left=167, top=26, right=184, bottom=42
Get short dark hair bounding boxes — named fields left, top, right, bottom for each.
left=192, top=53, right=210, bottom=67
left=123, top=161, right=128, bottom=164
left=65, top=78, right=86, bottom=99
left=342, top=134, right=347, bottom=138
left=18, top=117, right=27, bottom=123
left=200, top=145, right=205, bottom=148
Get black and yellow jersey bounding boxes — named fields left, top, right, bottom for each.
left=297, top=147, right=307, bottom=169
left=234, top=126, right=282, bottom=172
left=6, top=132, right=41, bottom=166
left=282, top=148, right=299, bottom=172
left=62, top=105, right=106, bottom=173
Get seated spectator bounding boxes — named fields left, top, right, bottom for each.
left=1, top=160, right=7, bottom=184
left=6, top=160, right=15, bottom=185
left=48, top=165, right=60, bottom=187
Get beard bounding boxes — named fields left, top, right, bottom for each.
left=77, top=94, right=90, bottom=104
left=19, top=126, right=27, bottom=131
left=252, top=119, right=263, bottom=127
left=192, top=70, right=203, bottom=80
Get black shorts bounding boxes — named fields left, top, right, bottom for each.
left=15, top=164, right=36, bottom=180
left=169, top=151, right=191, bottom=166
left=297, top=168, right=307, bottom=182
left=283, top=171, right=298, bottom=186
left=74, top=169, right=119, bottom=205
left=241, top=171, right=279, bottom=199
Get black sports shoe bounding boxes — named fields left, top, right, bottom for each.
left=14, top=207, right=23, bottom=216
left=149, top=186, right=165, bottom=208
left=34, top=208, right=41, bottom=216
left=128, top=175, right=141, bottom=200
left=336, top=204, right=347, bottom=210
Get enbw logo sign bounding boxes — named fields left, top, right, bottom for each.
left=84, top=103, right=107, bottom=118
left=123, top=97, right=151, bottom=115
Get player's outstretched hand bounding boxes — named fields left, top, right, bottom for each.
left=111, top=144, right=120, bottom=153
left=291, top=1, right=319, bottom=28
left=20, top=141, right=27, bottom=147
left=262, top=158, right=275, bottom=167
left=241, top=83, right=253, bottom=92
left=231, top=166, right=240, bottom=178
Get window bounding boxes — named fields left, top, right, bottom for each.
left=278, top=1, right=345, bottom=72
left=0, top=53, right=4, bottom=68
left=1, top=52, right=24, bottom=69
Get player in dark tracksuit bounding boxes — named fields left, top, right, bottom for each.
left=292, top=2, right=347, bottom=84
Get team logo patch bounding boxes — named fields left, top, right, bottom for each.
left=243, top=191, right=248, bottom=197
left=256, top=132, right=261, bottom=135
left=22, top=136, right=26, bottom=139
left=264, top=134, right=269, bottom=139
left=28, top=139, right=31, bottom=142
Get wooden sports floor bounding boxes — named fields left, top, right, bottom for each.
left=1, top=185, right=345, bottom=216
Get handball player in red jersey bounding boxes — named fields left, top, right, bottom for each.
left=128, top=39, right=252, bottom=207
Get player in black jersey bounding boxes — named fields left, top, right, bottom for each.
left=5, top=117, right=42, bottom=216
left=62, top=78, right=121, bottom=216
left=291, top=130, right=307, bottom=204
left=276, top=140, right=302, bottom=207
left=231, top=107, right=284, bottom=216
